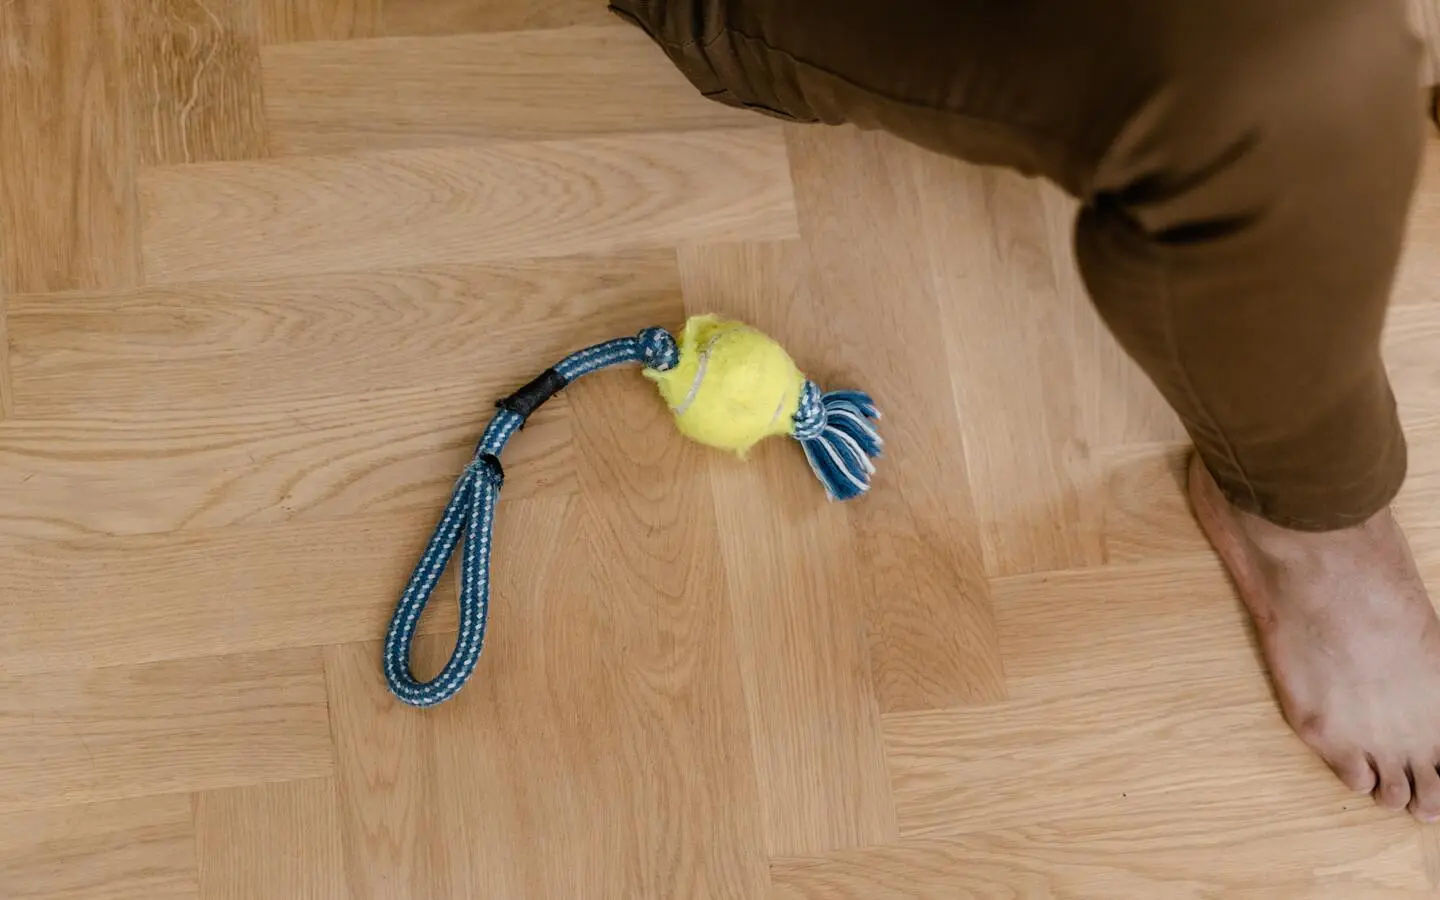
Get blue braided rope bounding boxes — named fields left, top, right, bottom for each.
left=383, top=327, right=678, bottom=708
left=382, top=324, right=880, bottom=708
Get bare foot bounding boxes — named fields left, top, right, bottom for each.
left=1187, top=453, right=1440, bottom=822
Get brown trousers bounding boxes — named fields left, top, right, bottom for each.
left=612, top=0, right=1429, bottom=530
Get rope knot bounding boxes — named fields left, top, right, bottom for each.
left=637, top=327, right=679, bottom=372
left=791, top=381, right=827, bottom=441
left=789, top=383, right=883, bottom=501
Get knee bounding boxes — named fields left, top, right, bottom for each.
left=1098, top=1, right=1425, bottom=229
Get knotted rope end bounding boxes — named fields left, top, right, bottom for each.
left=791, top=382, right=885, bottom=502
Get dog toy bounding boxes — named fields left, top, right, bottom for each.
left=382, top=315, right=883, bottom=707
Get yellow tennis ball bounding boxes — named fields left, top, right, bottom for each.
left=644, top=315, right=806, bottom=456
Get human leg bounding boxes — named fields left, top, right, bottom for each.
left=1070, top=1, right=1440, bottom=820
left=612, top=0, right=1440, bottom=819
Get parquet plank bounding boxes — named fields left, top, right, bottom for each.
left=0, top=509, right=463, bottom=676
left=884, top=683, right=1395, bottom=845
left=6, top=252, right=679, bottom=417
left=0, top=384, right=570, bottom=542
left=324, top=498, right=579, bottom=900
left=0, top=295, right=12, bottom=421
left=327, top=383, right=771, bottom=897
left=257, top=0, right=381, bottom=43
left=678, top=241, right=898, bottom=855
left=0, top=796, right=198, bottom=900
left=126, top=0, right=269, bottom=165
left=262, top=27, right=758, bottom=155
left=194, top=777, right=345, bottom=900
left=785, top=126, right=1006, bottom=712
left=769, top=828, right=1432, bottom=900
left=0, top=0, right=139, bottom=293
left=991, top=557, right=1263, bottom=700
left=0, top=648, right=331, bottom=814
left=1424, top=827, right=1440, bottom=889
left=911, top=152, right=1103, bottom=577
left=381, top=0, right=613, bottom=37
left=139, top=129, right=797, bottom=283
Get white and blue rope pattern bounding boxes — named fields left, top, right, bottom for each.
left=381, top=325, right=881, bottom=708
left=382, top=328, right=678, bottom=708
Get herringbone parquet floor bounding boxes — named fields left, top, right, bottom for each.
left=4, top=2, right=1440, bottom=898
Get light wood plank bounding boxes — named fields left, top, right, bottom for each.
left=769, top=828, right=1432, bottom=900
left=884, top=681, right=1397, bottom=845
left=912, top=150, right=1105, bottom=577
left=6, top=251, right=680, bottom=417
left=328, top=369, right=770, bottom=898
left=0, top=648, right=331, bottom=814
left=0, top=382, right=571, bottom=542
left=139, top=129, right=797, bottom=283
left=262, top=26, right=759, bottom=155
left=258, top=0, right=381, bottom=43
left=1425, top=826, right=1440, bottom=889
left=0, top=0, right=139, bottom=293
left=0, top=796, right=198, bottom=900
left=381, top=0, right=613, bottom=37
left=678, top=240, right=898, bottom=855
left=0, top=506, right=472, bottom=676
left=0, top=294, right=12, bottom=421
left=992, top=556, right=1265, bottom=700
left=785, top=126, right=1006, bottom=712
left=1090, top=441, right=1205, bottom=565
left=194, top=777, right=345, bottom=900
left=126, top=0, right=270, bottom=165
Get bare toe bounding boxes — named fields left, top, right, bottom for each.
left=1326, top=752, right=1377, bottom=795
left=1375, top=760, right=1413, bottom=811
left=1410, top=761, right=1440, bottom=823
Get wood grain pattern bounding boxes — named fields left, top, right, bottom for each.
left=0, top=648, right=331, bottom=814
left=194, top=778, right=345, bottom=900
left=1425, top=826, right=1440, bottom=889
left=0, top=0, right=139, bottom=293
left=991, top=557, right=1265, bottom=700
left=262, top=26, right=759, bottom=155
left=327, top=424, right=770, bottom=898
left=258, top=0, right=381, bottom=43
left=139, top=129, right=797, bottom=283
left=0, top=382, right=571, bottom=542
left=770, top=828, right=1433, bottom=900
left=0, top=796, right=198, bottom=900
left=127, top=0, right=270, bottom=165
left=884, top=683, right=1392, bottom=844
left=7, top=5, right=1440, bottom=896
left=381, top=0, right=613, bottom=37
left=0, top=294, right=13, bottom=421
left=679, top=241, right=898, bottom=855
left=6, top=251, right=680, bottom=416
left=0, top=509, right=464, bottom=676
left=913, top=152, right=1105, bottom=577
left=785, top=126, right=1007, bottom=712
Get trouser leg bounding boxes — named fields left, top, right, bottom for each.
left=613, top=0, right=1427, bottom=529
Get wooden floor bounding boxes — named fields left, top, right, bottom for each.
left=4, top=3, right=1440, bottom=898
